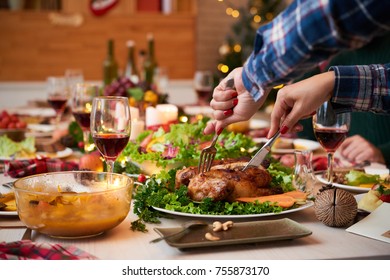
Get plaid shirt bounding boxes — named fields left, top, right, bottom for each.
left=330, top=64, right=390, bottom=114
left=242, top=0, right=390, bottom=101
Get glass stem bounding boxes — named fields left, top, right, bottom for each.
left=106, top=159, right=115, bottom=173
left=327, top=152, right=334, bottom=183
left=55, top=113, right=62, bottom=128
left=82, top=130, right=92, bottom=152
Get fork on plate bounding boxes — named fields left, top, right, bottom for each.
left=198, top=133, right=220, bottom=174
left=197, top=79, right=235, bottom=174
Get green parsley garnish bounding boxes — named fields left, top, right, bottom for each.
left=130, top=165, right=294, bottom=232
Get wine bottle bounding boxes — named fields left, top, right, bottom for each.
left=143, top=33, right=157, bottom=86
left=124, top=40, right=139, bottom=84
left=103, top=39, right=119, bottom=86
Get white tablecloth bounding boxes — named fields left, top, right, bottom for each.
left=1, top=174, right=389, bottom=260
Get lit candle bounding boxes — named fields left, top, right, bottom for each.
left=156, top=104, right=178, bottom=124
left=130, top=106, right=140, bottom=120
left=115, top=102, right=126, bottom=130
left=145, top=106, right=164, bottom=131
left=130, top=119, right=145, bottom=140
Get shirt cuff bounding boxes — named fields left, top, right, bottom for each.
left=329, top=65, right=373, bottom=111
left=242, top=59, right=265, bottom=102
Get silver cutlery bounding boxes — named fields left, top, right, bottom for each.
left=242, top=130, right=280, bottom=171
left=198, top=78, right=235, bottom=174
left=150, top=220, right=208, bottom=243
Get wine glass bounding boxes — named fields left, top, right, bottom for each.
left=47, top=76, right=71, bottom=127
left=72, top=83, right=100, bottom=153
left=90, top=96, right=131, bottom=173
left=193, top=70, right=213, bottom=106
left=65, top=69, right=84, bottom=93
left=313, top=101, right=351, bottom=183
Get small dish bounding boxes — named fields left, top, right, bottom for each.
left=0, top=210, right=18, bottom=216
left=253, top=138, right=321, bottom=154
left=0, top=128, right=27, bottom=142
left=316, top=175, right=370, bottom=193
left=153, top=218, right=312, bottom=249
left=249, top=119, right=269, bottom=130
left=0, top=147, right=73, bottom=161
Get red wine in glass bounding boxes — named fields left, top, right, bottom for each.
left=313, top=101, right=351, bottom=183
left=72, top=110, right=91, bottom=131
left=314, top=128, right=348, bottom=153
left=48, top=97, right=68, bottom=113
left=93, top=133, right=130, bottom=161
left=196, top=88, right=212, bottom=105
left=194, top=70, right=213, bottom=106
left=91, top=96, right=131, bottom=173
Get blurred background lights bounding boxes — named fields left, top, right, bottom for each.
left=253, top=15, right=261, bottom=23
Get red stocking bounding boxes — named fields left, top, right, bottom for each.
left=89, top=0, right=119, bottom=16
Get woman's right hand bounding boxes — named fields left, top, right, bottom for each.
left=204, top=67, right=267, bottom=135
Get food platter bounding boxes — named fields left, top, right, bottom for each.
left=316, top=175, right=371, bottom=193
left=354, top=193, right=371, bottom=213
left=0, top=147, right=73, bottom=161
left=253, top=138, right=321, bottom=154
left=0, top=185, right=18, bottom=216
left=26, top=124, right=55, bottom=138
left=153, top=218, right=312, bottom=249
left=249, top=119, right=269, bottom=130
left=0, top=210, right=18, bottom=216
left=152, top=200, right=314, bottom=219
left=272, top=138, right=321, bottom=154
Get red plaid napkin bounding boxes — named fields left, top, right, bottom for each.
left=0, top=240, right=98, bottom=260
left=4, top=157, right=79, bottom=178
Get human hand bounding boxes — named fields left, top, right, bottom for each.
left=267, top=71, right=335, bottom=138
left=204, top=67, right=268, bottom=135
left=339, top=135, right=385, bottom=164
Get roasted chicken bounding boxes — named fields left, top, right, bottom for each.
left=175, top=160, right=282, bottom=202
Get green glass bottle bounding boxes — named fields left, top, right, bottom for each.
left=125, top=40, right=139, bottom=84
left=103, top=39, right=118, bottom=86
left=143, top=33, right=157, bottom=86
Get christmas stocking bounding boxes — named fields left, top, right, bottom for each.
left=89, top=0, right=119, bottom=16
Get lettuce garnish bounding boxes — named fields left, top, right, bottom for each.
left=121, top=119, right=256, bottom=169
left=345, top=170, right=381, bottom=186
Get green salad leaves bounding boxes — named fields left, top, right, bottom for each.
left=123, top=119, right=295, bottom=232
left=131, top=161, right=294, bottom=232
left=0, top=135, right=35, bottom=157
left=120, top=119, right=256, bottom=169
left=345, top=170, right=381, bottom=186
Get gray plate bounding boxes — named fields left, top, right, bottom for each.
left=153, top=218, right=312, bottom=249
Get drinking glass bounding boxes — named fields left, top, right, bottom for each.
left=90, top=96, right=131, bottom=173
left=293, top=150, right=316, bottom=199
left=193, top=70, right=213, bottom=106
left=313, top=101, right=351, bottom=183
left=72, top=83, right=100, bottom=153
left=65, top=69, right=84, bottom=93
left=46, top=76, right=70, bottom=127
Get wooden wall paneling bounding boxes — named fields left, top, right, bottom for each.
left=62, top=0, right=134, bottom=15
left=0, top=11, right=195, bottom=81
left=196, top=0, right=248, bottom=72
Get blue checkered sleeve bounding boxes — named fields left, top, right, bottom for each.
left=329, top=64, right=390, bottom=114
left=242, top=0, right=390, bottom=101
